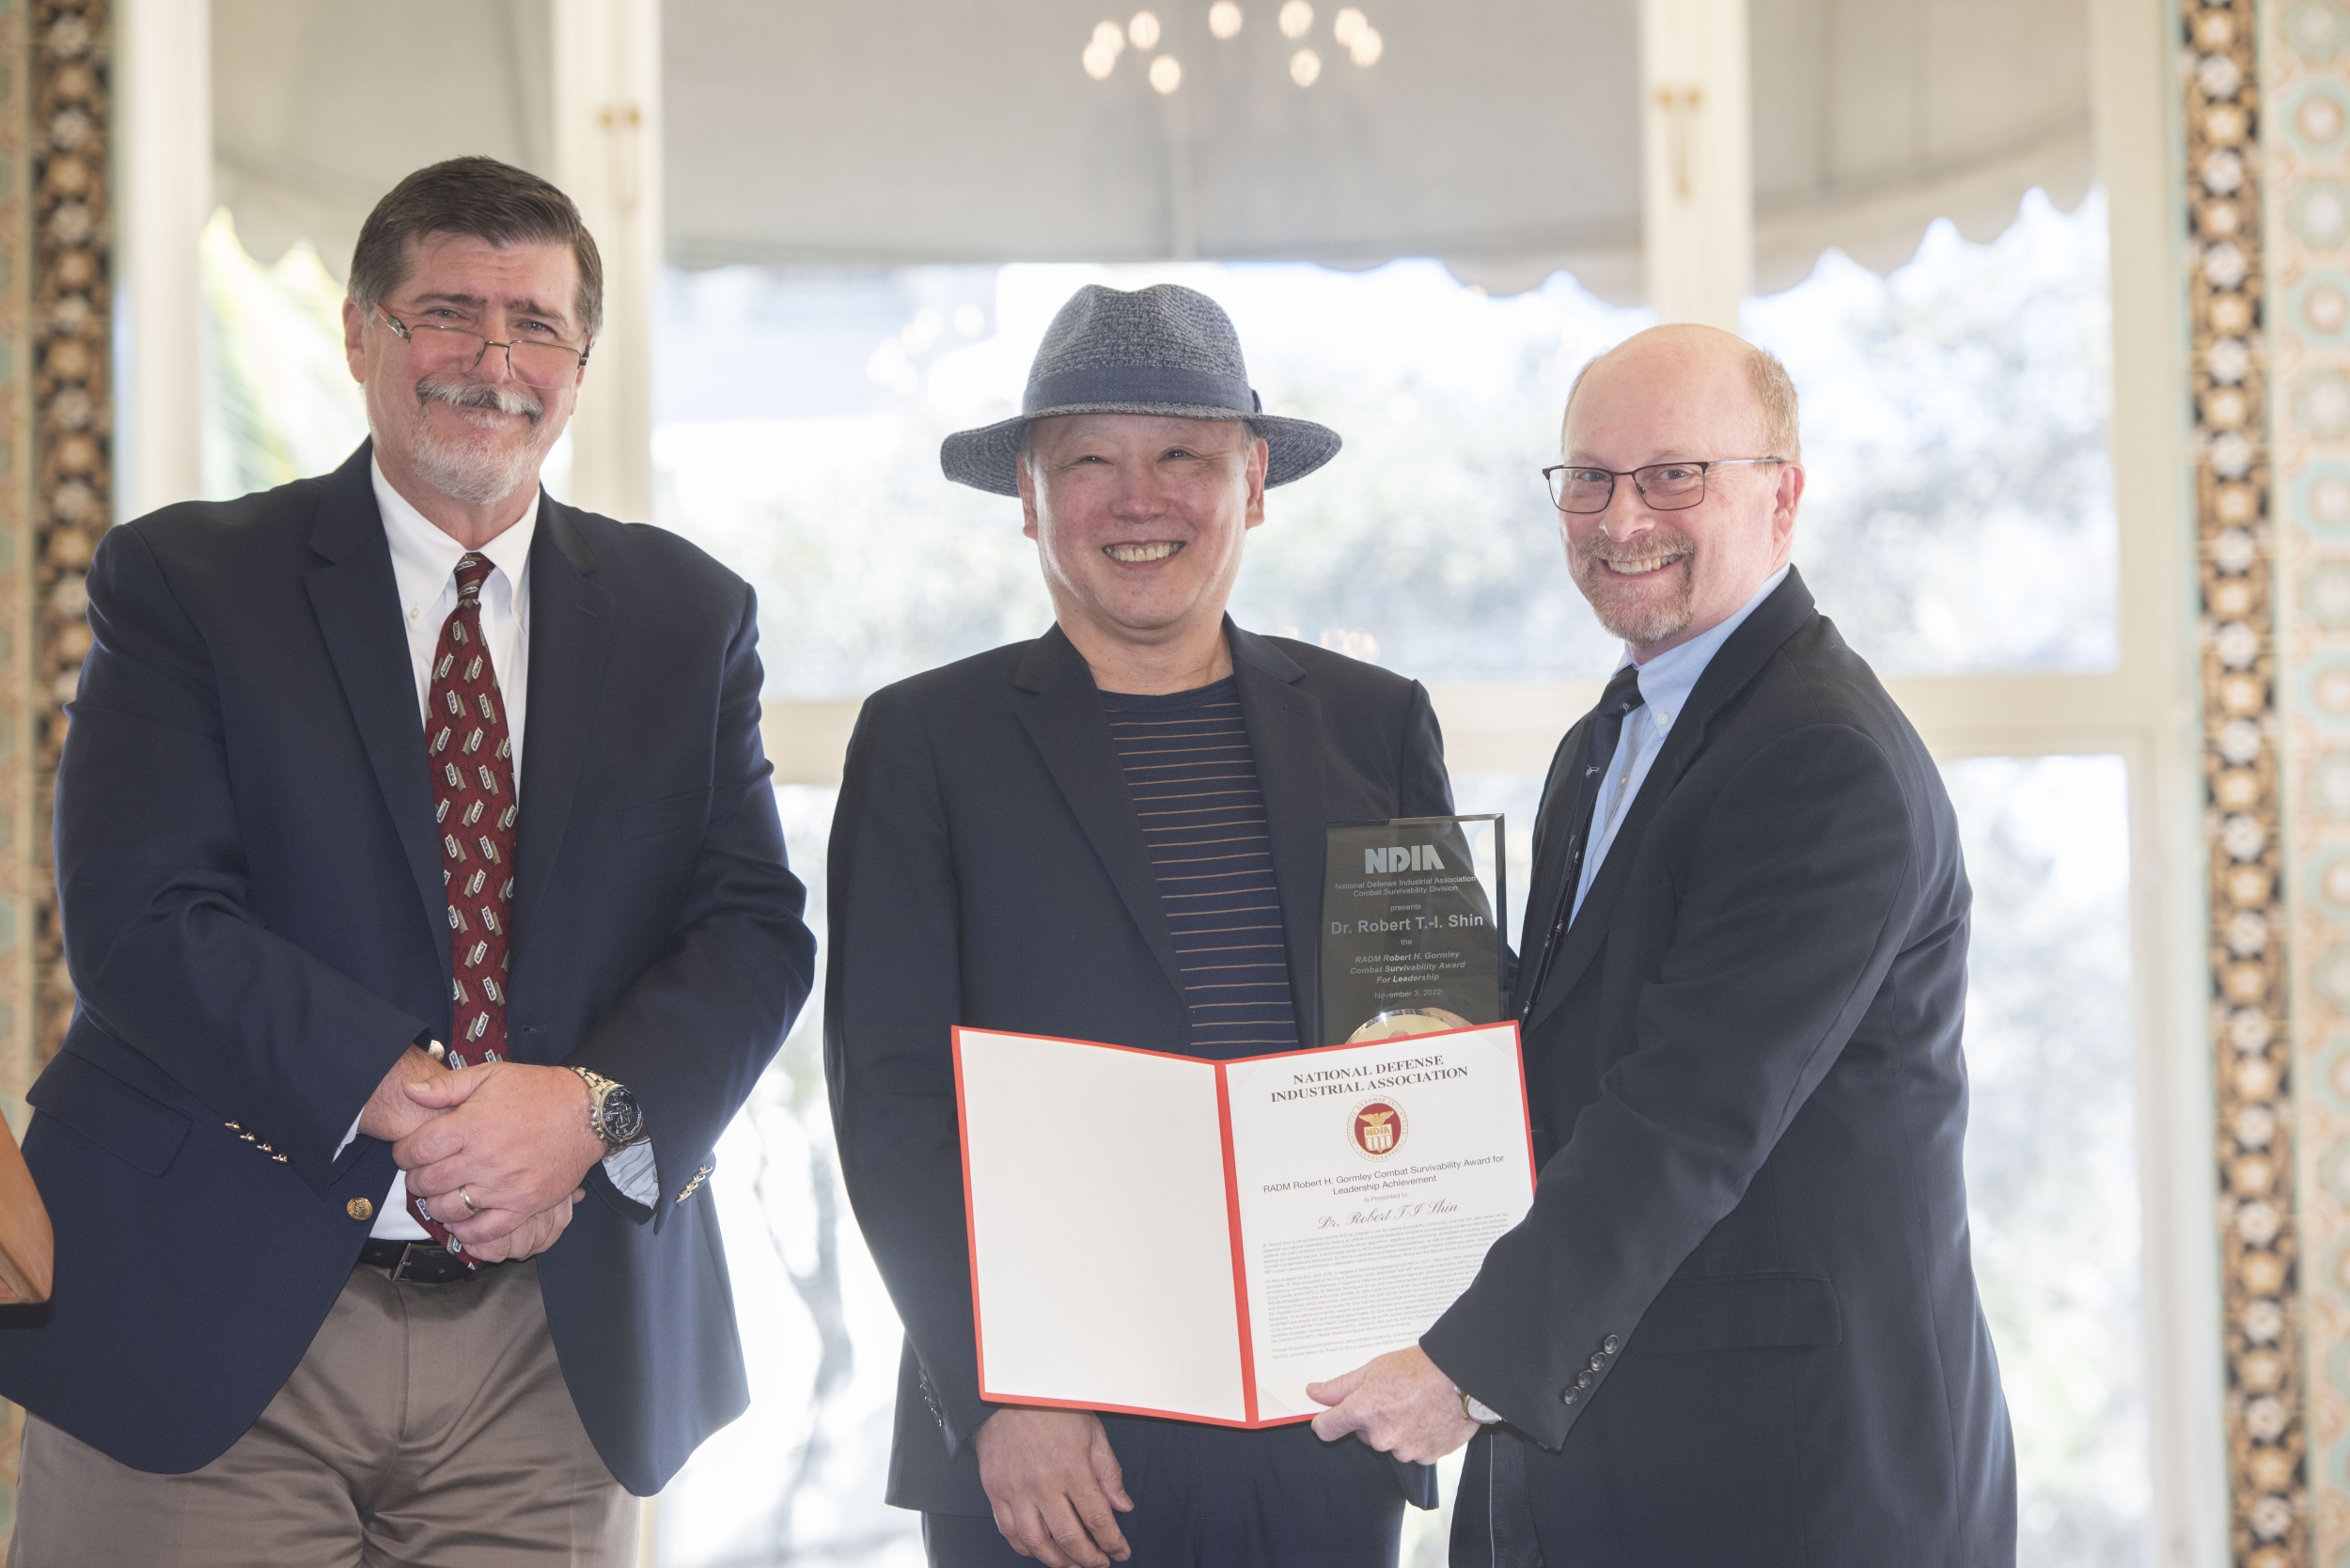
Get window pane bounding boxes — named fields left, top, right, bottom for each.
left=657, top=268, right=1056, bottom=698
left=1205, top=264, right=1642, bottom=682
left=196, top=211, right=368, bottom=506
left=1447, top=772, right=1547, bottom=945
left=1747, top=191, right=2117, bottom=675
left=655, top=260, right=1649, bottom=696
left=656, top=784, right=926, bottom=1568
left=1945, top=754, right=2148, bottom=1561
left=660, top=196, right=2113, bottom=698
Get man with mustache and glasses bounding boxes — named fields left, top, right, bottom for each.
left=1308, top=324, right=2016, bottom=1567
left=0, top=157, right=815, bottom=1565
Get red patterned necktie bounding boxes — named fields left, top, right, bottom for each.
left=406, top=553, right=519, bottom=1253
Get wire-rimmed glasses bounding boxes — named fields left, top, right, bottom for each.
left=377, top=308, right=592, bottom=390
left=1543, top=457, right=1784, bottom=513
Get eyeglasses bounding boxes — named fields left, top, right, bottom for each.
left=377, top=308, right=592, bottom=391
left=1542, top=457, right=1784, bottom=514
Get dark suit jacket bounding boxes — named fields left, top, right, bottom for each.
left=825, top=622, right=1448, bottom=1515
left=0, top=445, right=816, bottom=1496
left=1422, top=570, right=2015, bottom=1566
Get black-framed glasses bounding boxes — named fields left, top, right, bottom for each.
left=1542, top=457, right=1784, bottom=514
left=377, top=308, right=592, bottom=390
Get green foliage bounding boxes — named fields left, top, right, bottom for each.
left=197, top=211, right=368, bottom=503
left=1758, top=192, right=2118, bottom=676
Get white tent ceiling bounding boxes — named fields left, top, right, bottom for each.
left=212, top=0, right=555, bottom=279
left=212, top=0, right=2089, bottom=301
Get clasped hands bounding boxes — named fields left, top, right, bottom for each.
left=355, top=1044, right=607, bottom=1263
left=971, top=1346, right=1474, bottom=1566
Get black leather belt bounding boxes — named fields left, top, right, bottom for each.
left=356, top=1238, right=480, bottom=1285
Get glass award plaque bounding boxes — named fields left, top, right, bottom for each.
left=1318, top=815, right=1505, bottom=1046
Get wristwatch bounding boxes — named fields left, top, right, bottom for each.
left=1457, top=1388, right=1504, bottom=1425
left=570, top=1067, right=648, bottom=1150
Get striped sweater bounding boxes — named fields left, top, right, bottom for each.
left=1100, top=676, right=1301, bottom=1058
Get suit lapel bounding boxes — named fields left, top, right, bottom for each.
left=1012, top=628, right=1189, bottom=1005
left=1523, top=570, right=1822, bottom=1030
left=512, top=502, right=615, bottom=934
left=1230, top=624, right=1328, bottom=1048
left=304, top=445, right=448, bottom=973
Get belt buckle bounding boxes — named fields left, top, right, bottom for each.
left=389, top=1242, right=474, bottom=1284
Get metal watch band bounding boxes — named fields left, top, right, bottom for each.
left=570, top=1066, right=644, bottom=1149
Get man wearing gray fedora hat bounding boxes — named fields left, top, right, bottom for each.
left=826, top=282, right=1451, bottom=1567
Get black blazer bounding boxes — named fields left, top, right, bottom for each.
left=825, top=622, right=1449, bottom=1514
left=1422, top=571, right=2015, bottom=1566
left=0, top=445, right=816, bottom=1495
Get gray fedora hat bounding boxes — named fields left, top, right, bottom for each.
left=940, top=282, right=1341, bottom=496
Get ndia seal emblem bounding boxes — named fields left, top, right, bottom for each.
left=1352, top=1099, right=1406, bottom=1159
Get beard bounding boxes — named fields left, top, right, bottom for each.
left=1570, top=525, right=1697, bottom=648
left=395, top=377, right=551, bottom=508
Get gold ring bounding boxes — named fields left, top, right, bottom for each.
left=459, top=1185, right=478, bottom=1214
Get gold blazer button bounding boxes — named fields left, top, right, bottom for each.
left=347, top=1198, right=375, bottom=1223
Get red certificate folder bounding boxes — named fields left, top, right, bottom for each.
left=953, top=1021, right=1535, bottom=1427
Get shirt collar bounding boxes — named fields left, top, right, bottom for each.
left=370, top=459, right=540, bottom=619
left=1617, top=564, right=1793, bottom=728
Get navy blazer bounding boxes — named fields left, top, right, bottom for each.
left=1423, top=570, right=2015, bottom=1566
left=825, top=622, right=1449, bottom=1515
left=0, top=445, right=816, bottom=1496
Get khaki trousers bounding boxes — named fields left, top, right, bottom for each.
left=9, top=1260, right=634, bottom=1568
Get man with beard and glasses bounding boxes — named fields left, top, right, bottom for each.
left=1307, top=323, right=2016, bottom=1567
left=0, top=157, right=816, bottom=1566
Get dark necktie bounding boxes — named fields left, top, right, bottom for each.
left=406, top=554, right=520, bottom=1252
left=1521, top=665, right=1646, bottom=1015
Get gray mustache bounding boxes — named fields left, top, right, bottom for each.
left=1579, top=532, right=1693, bottom=566
left=416, top=377, right=543, bottom=422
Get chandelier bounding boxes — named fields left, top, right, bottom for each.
left=1081, top=3, right=1385, bottom=94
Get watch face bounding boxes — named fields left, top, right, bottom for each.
left=602, top=1085, right=645, bottom=1144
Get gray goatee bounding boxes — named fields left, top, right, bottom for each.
left=400, top=378, right=549, bottom=508
left=1571, top=527, right=1697, bottom=648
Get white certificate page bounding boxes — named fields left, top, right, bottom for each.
left=1222, top=1024, right=1534, bottom=1419
left=956, top=1030, right=1249, bottom=1423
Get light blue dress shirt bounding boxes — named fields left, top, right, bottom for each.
left=1570, top=565, right=1793, bottom=925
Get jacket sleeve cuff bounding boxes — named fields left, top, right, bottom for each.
left=585, top=1159, right=656, bottom=1225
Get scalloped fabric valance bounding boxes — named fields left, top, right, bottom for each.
left=212, top=0, right=2089, bottom=301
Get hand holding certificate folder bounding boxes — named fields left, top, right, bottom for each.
left=953, top=1022, right=1534, bottom=1426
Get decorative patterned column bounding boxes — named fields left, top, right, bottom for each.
left=2248, top=0, right=2350, bottom=1559
left=30, top=0, right=104, bottom=1079
left=2196, top=0, right=2303, bottom=1558
left=0, top=0, right=104, bottom=1542
left=29, top=0, right=104, bottom=1085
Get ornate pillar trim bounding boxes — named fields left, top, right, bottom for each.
left=2187, top=0, right=2305, bottom=1562
left=0, top=0, right=103, bottom=1538
left=29, top=0, right=105, bottom=1074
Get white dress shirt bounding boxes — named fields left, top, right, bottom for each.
left=1570, top=565, right=1793, bottom=926
left=352, top=462, right=659, bottom=1241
